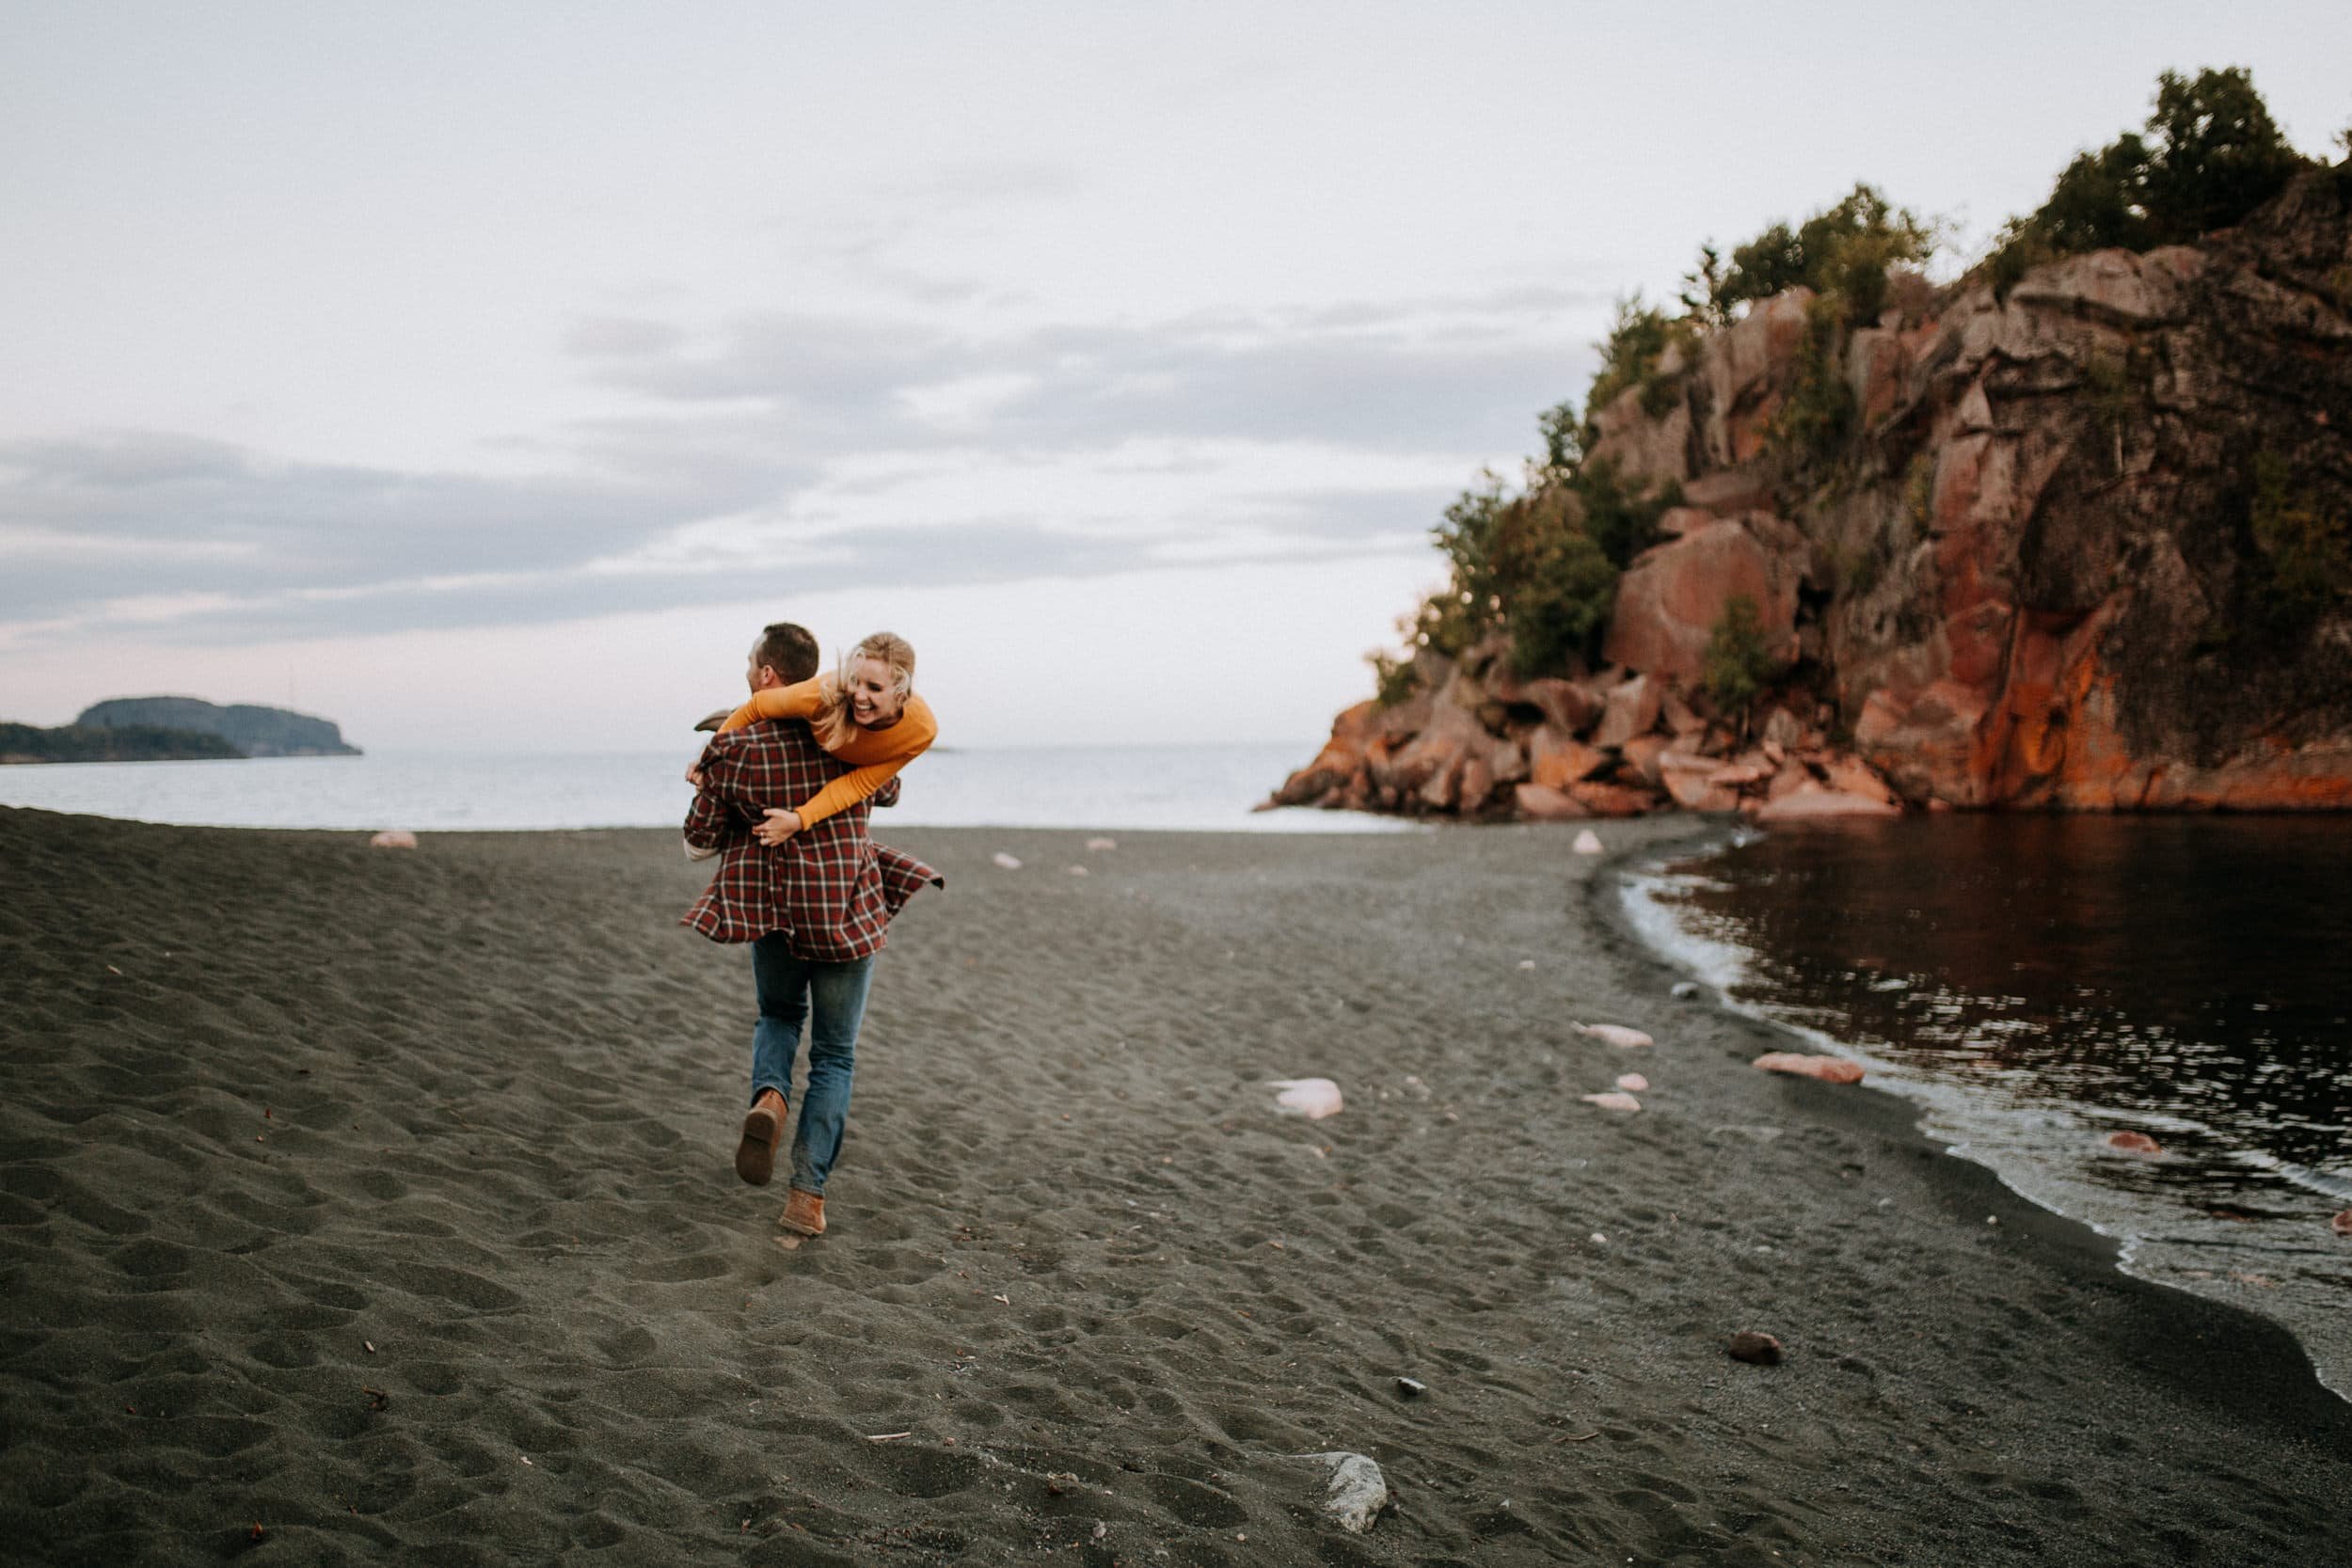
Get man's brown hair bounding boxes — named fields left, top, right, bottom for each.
left=754, top=622, right=820, bottom=685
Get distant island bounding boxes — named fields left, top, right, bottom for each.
left=0, top=721, right=245, bottom=765
left=0, top=698, right=361, bottom=765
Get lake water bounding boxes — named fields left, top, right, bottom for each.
left=0, top=744, right=1407, bottom=835
left=1624, top=814, right=2352, bottom=1402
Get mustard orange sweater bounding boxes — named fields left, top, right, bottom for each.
left=717, top=677, right=937, bottom=828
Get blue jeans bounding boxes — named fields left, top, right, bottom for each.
left=748, top=938, right=875, bottom=1196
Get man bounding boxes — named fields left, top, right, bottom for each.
left=682, top=621, right=941, bottom=1239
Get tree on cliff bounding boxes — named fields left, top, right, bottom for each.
left=1370, top=65, right=2334, bottom=733
left=1990, top=67, right=2312, bottom=290
left=1683, top=182, right=1935, bottom=327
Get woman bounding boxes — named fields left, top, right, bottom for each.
left=707, top=631, right=935, bottom=844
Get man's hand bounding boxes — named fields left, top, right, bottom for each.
left=684, top=765, right=706, bottom=789
left=755, top=808, right=803, bottom=847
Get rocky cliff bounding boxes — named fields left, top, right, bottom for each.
left=75, top=698, right=362, bottom=758
left=1276, top=166, right=2352, bottom=818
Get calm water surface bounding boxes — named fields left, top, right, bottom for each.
left=1627, top=814, right=2352, bottom=1399
left=0, top=745, right=1410, bottom=834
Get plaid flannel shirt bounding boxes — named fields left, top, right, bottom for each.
left=682, top=718, right=941, bottom=958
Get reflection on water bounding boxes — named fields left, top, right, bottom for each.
left=1634, top=813, right=2352, bottom=1398
left=1662, top=815, right=2351, bottom=1183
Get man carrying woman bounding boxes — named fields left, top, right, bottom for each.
left=682, top=623, right=940, bottom=1239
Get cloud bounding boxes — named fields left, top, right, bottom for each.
left=3, top=280, right=1605, bottom=651
left=565, top=282, right=1606, bottom=457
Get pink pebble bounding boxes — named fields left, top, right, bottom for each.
left=368, top=830, right=417, bottom=849
left=1614, top=1073, right=1648, bottom=1092
left=2331, top=1211, right=2352, bottom=1238
left=1579, top=1092, right=1642, bottom=1113
left=1752, top=1053, right=1865, bottom=1085
left=2106, top=1131, right=2163, bottom=1155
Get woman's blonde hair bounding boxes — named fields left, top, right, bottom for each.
left=811, top=631, right=916, bottom=750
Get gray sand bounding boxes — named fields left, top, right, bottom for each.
left=1, top=806, right=2344, bottom=1565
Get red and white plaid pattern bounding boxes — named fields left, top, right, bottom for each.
left=682, top=719, right=941, bottom=958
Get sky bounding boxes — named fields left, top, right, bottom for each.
left=4, top=2, right=2347, bottom=753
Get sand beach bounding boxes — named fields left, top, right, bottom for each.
left=1, top=804, right=2345, bottom=1565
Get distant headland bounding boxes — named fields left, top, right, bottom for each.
left=1276, top=68, right=2352, bottom=820
left=0, top=698, right=361, bottom=765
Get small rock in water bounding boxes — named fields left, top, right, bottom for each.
left=1572, top=829, right=1604, bottom=855
left=2331, top=1210, right=2352, bottom=1238
left=1579, top=1091, right=1641, bottom=1113
left=1671, top=981, right=1701, bottom=999
left=1394, top=1376, right=1427, bottom=1399
left=1752, top=1052, right=1865, bottom=1084
left=1086, top=836, right=1117, bottom=850
left=2106, top=1131, right=2163, bottom=1155
left=991, top=851, right=1023, bottom=870
left=1614, top=1073, right=1648, bottom=1092
left=1269, top=1078, right=1343, bottom=1120
left=1728, top=1331, right=1784, bottom=1366
left=369, top=830, right=418, bottom=849
left=1298, top=1451, right=1388, bottom=1533
left=1067, top=864, right=1089, bottom=876
left=1518, top=959, right=1536, bottom=970
left=1572, top=1021, right=1654, bottom=1049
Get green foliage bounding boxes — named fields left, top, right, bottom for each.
left=1903, top=451, right=1935, bottom=530
left=1488, top=487, right=1621, bottom=673
left=1431, top=472, right=1508, bottom=630
left=2250, top=451, right=2351, bottom=609
left=1570, top=457, right=1679, bottom=570
left=1701, top=596, right=1784, bottom=719
left=1376, top=398, right=1691, bottom=683
left=1369, top=651, right=1421, bottom=708
left=1989, top=68, right=2309, bottom=288
left=1765, top=294, right=1855, bottom=466
left=2142, top=68, right=2308, bottom=240
left=1536, top=400, right=1582, bottom=474
left=1584, top=295, right=1697, bottom=418
left=1689, top=183, right=1933, bottom=326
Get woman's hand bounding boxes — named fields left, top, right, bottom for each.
left=684, top=765, right=706, bottom=789
left=755, top=808, right=803, bottom=847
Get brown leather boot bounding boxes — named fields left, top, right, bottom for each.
left=735, top=1088, right=786, bottom=1186
left=779, top=1186, right=825, bottom=1237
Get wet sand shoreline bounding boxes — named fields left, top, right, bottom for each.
left=1, top=805, right=2344, bottom=1565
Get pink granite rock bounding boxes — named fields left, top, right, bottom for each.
left=1756, top=785, right=1901, bottom=821
left=1602, top=516, right=1809, bottom=684
left=1753, top=1053, right=1866, bottom=1084
left=1592, top=674, right=1663, bottom=749
left=1512, top=783, right=1589, bottom=821
left=1572, top=1021, right=1654, bottom=1049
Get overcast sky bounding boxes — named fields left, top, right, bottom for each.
left=4, top=2, right=2346, bottom=752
